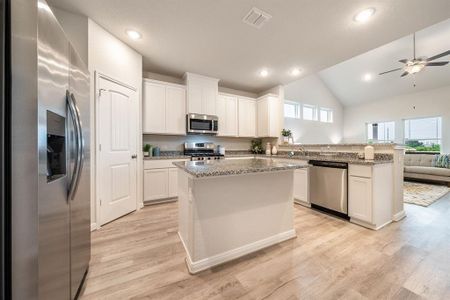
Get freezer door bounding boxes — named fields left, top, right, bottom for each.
left=68, top=44, right=91, bottom=299
left=37, top=1, right=70, bottom=299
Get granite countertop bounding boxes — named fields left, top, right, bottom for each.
left=173, top=158, right=308, bottom=178
left=143, top=155, right=190, bottom=160
left=268, top=154, right=393, bottom=165
left=143, top=150, right=393, bottom=165
left=278, top=143, right=399, bottom=147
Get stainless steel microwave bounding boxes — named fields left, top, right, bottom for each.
left=186, top=114, right=219, bottom=134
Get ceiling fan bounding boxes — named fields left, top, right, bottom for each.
left=379, top=33, right=450, bottom=77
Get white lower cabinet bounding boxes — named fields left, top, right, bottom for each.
left=348, top=175, right=372, bottom=223
left=143, top=159, right=187, bottom=203
left=293, top=168, right=309, bottom=205
left=144, top=169, right=169, bottom=201
left=168, top=168, right=178, bottom=198
left=348, top=164, right=393, bottom=230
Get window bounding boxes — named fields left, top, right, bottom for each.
left=367, top=121, right=395, bottom=143
left=319, top=107, right=333, bottom=123
left=404, top=117, right=441, bottom=152
left=302, top=104, right=318, bottom=121
left=284, top=101, right=301, bottom=119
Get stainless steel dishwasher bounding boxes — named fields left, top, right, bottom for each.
left=309, top=160, right=348, bottom=218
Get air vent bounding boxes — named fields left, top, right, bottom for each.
left=242, top=7, right=272, bottom=29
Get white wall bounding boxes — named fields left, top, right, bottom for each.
left=88, top=19, right=143, bottom=228
left=344, top=85, right=450, bottom=153
left=283, top=74, right=344, bottom=144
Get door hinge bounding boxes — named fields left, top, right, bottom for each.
left=100, top=199, right=102, bottom=206
left=99, top=144, right=102, bottom=151
left=99, top=88, right=106, bottom=97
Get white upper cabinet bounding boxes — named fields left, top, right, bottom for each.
left=216, top=94, right=238, bottom=137
left=165, top=85, right=186, bottom=134
left=257, top=94, right=280, bottom=138
left=238, top=97, right=257, bottom=137
left=143, top=82, right=166, bottom=134
left=184, top=73, right=219, bottom=115
left=143, top=79, right=186, bottom=135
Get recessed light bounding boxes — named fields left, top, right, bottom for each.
left=363, top=73, right=372, bottom=81
left=126, top=30, right=142, bottom=40
left=354, top=8, right=375, bottom=23
left=290, top=68, right=301, bottom=76
left=259, top=69, right=269, bottom=77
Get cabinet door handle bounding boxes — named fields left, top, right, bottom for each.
left=131, top=154, right=137, bottom=159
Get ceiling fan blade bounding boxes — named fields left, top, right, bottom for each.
left=399, top=59, right=408, bottom=63
left=427, top=50, right=450, bottom=61
left=379, top=68, right=402, bottom=75
left=400, top=71, right=409, bottom=77
left=425, top=61, right=449, bottom=66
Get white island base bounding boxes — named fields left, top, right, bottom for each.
left=177, top=169, right=297, bottom=274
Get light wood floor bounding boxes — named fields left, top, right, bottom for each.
left=80, top=193, right=450, bottom=300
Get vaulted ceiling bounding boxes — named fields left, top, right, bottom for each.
left=49, top=0, right=450, bottom=93
left=320, top=18, right=450, bottom=106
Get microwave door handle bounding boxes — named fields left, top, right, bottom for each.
left=70, top=92, right=84, bottom=200
left=67, top=90, right=80, bottom=200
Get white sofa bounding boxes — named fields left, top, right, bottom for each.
left=404, top=154, right=450, bottom=186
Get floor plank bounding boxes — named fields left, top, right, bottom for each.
left=80, top=193, right=450, bottom=300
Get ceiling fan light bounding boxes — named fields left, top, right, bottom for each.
left=405, top=63, right=425, bottom=74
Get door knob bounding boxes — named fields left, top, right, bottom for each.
left=131, top=154, right=137, bottom=159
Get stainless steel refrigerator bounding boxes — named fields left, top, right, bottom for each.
left=2, top=0, right=91, bottom=299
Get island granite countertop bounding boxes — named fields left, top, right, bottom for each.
left=173, top=158, right=308, bottom=178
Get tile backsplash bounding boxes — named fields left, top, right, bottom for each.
left=143, top=135, right=277, bottom=151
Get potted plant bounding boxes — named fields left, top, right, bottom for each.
left=251, top=139, right=264, bottom=154
left=143, top=144, right=152, bottom=157
left=281, top=129, right=292, bottom=144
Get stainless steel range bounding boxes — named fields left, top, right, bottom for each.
left=184, top=142, right=224, bottom=161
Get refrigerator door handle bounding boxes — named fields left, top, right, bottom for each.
left=67, top=91, right=83, bottom=200
left=70, top=92, right=84, bottom=200
left=67, top=90, right=79, bottom=199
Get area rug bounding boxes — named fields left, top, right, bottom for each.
left=404, top=181, right=450, bottom=207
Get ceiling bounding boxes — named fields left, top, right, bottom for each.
left=48, top=0, right=450, bottom=93
left=319, top=18, right=450, bottom=106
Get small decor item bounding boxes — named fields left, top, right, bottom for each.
left=251, top=139, right=264, bottom=154
left=266, top=143, right=272, bottom=156
left=288, top=136, right=294, bottom=145
left=143, top=144, right=152, bottom=157
left=272, top=145, right=278, bottom=155
left=217, top=145, right=226, bottom=155
left=152, top=146, right=160, bottom=157
left=364, top=145, right=374, bottom=160
left=281, top=129, right=292, bottom=145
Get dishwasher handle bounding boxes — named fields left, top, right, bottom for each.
left=309, top=160, right=348, bottom=169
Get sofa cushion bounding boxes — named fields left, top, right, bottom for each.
left=404, top=166, right=450, bottom=177
left=404, top=154, right=434, bottom=167
left=432, top=154, right=450, bottom=168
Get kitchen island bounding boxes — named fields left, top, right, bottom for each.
left=173, top=158, right=308, bottom=274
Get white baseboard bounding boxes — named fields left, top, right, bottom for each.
left=294, top=199, right=311, bottom=208
left=138, top=201, right=144, bottom=209
left=90, top=223, right=97, bottom=232
left=180, top=229, right=297, bottom=274
left=393, top=210, right=406, bottom=222
left=350, top=218, right=392, bottom=230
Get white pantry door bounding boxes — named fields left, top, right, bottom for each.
left=98, top=76, right=138, bottom=225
